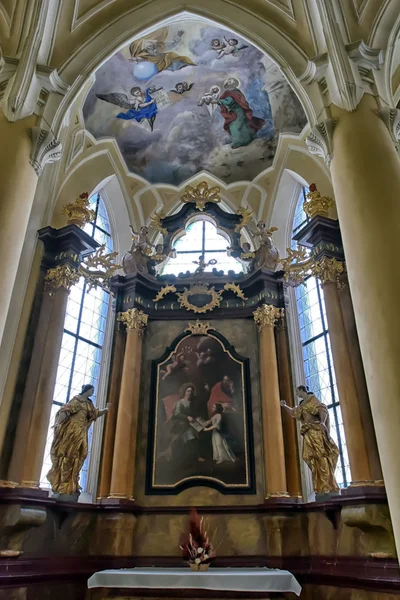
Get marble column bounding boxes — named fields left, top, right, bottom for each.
left=254, top=304, right=288, bottom=499
left=108, top=309, right=148, bottom=500
left=8, top=265, right=80, bottom=486
left=275, top=317, right=302, bottom=497
left=323, top=95, right=400, bottom=553
left=97, top=326, right=126, bottom=499
left=312, top=257, right=372, bottom=484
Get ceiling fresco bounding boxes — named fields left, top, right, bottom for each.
left=83, top=21, right=307, bottom=187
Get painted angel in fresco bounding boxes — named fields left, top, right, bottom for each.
left=161, top=347, right=192, bottom=381
left=97, top=86, right=162, bottom=131
left=216, top=77, right=266, bottom=148
left=198, top=86, right=220, bottom=115
left=170, top=81, right=194, bottom=95
left=129, top=27, right=195, bottom=73
left=211, top=37, right=248, bottom=58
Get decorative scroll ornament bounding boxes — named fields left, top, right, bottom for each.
left=177, top=283, right=223, bottom=313
left=45, top=264, right=80, bottom=291
left=153, top=284, right=177, bottom=302
left=79, top=245, right=121, bottom=292
left=310, top=256, right=345, bottom=284
left=185, top=320, right=212, bottom=335
left=224, top=282, right=248, bottom=301
left=303, top=184, right=335, bottom=219
left=305, top=119, right=336, bottom=168
left=117, top=308, right=148, bottom=331
left=150, top=210, right=168, bottom=237
left=62, top=192, right=96, bottom=228
left=235, top=206, right=254, bottom=232
left=29, top=127, right=62, bottom=176
left=280, top=246, right=313, bottom=285
left=253, top=304, right=284, bottom=331
left=181, top=181, right=221, bottom=211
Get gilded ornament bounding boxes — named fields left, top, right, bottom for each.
left=153, top=284, right=177, bottom=302
left=80, top=245, right=121, bottom=292
left=150, top=211, right=168, bottom=237
left=0, top=480, right=18, bottom=488
left=235, top=206, right=254, bottom=232
left=303, top=183, right=335, bottom=219
left=45, top=264, right=80, bottom=291
left=224, top=282, right=248, bottom=301
left=177, top=283, right=223, bottom=313
left=117, top=308, right=148, bottom=331
left=185, top=320, right=212, bottom=335
left=181, top=181, right=221, bottom=211
left=253, top=304, right=284, bottom=330
left=280, top=246, right=312, bottom=285
left=310, top=256, right=344, bottom=284
left=62, top=192, right=96, bottom=228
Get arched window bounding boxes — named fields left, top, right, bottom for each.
left=161, top=218, right=244, bottom=276
left=292, top=188, right=350, bottom=488
left=40, top=193, right=113, bottom=491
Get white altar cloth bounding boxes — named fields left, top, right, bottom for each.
left=88, top=567, right=302, bottom=596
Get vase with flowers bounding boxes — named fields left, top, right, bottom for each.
left=180, top=508, right=216, bottom=571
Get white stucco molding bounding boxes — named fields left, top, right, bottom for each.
left=305, top=119, right=336, bottom=168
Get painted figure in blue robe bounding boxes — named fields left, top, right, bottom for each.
left=97, top=86, right=160, bottom=131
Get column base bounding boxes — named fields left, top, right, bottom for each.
left=101, top=496, right=136, bottom=508
left=341, top=480, right=386, bottom=499
left=264, top=494, right=303, bottom=505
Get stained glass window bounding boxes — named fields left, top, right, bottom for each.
left=40, top=193, right=113, bottom=491
left=293, top=188, right=350, bottom=487
left=161, top=219, right=243, bottom=276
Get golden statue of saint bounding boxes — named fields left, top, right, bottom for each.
left=281, top=385, right=339, bottom=494
left=47, top=384, right=110, bottom=497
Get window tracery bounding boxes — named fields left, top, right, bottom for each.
left=161, top=218, right=244, bottom=276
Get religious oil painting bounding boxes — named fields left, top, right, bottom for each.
left=146, top=330, right=255, bottom=494
left=83, top=20, right=307, bottom=186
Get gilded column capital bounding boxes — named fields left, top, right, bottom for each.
left=117, top=308, right=148, bottom=332
left=253, top=304, right=284, bottom=331
left=311, top=256, right=344, bottom=284
left=45, top=264, right=80, bottom=291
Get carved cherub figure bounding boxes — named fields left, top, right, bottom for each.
left=130, top=225, right=153, bottom=254
left=253, top=222, right=279, bottom=271
left=193, top=254, right=217, bottom=275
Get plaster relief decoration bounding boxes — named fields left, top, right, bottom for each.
left=83, top=21, right=307, bottom=186
left=146, top=329, right=255, bottom=494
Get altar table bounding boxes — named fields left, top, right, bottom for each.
left=87, top=567, right=302, bottom=599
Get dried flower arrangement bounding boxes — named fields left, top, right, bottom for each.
left=180, top=508, right=217, bottom=571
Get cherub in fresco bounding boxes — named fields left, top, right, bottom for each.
left=198, top=86, right=220, bottom=115
left=129, top=27, right=195, bottom=73
left=97, top=86, right=163, bottom=131
left=211, top=37, right=248, bottom=58
left=161, top=348, right=191, bottom=381
left=170, top=81, right=194, bottom=95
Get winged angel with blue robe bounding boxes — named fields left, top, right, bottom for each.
left=97, top=86, right=161, bottom=131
